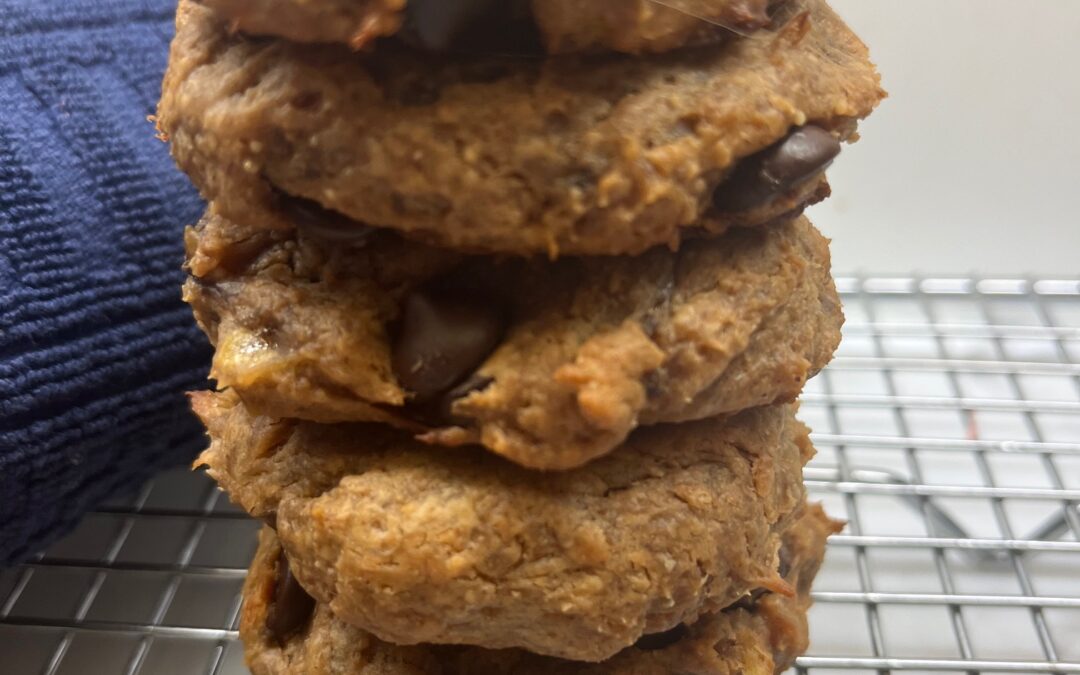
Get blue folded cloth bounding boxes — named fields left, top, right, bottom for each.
left=0, top=0, right=209, bottom=564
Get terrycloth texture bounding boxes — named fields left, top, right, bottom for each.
left=0, top=0, right=208, bottom=564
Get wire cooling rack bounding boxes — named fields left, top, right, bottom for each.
left=1, top=276, right=1078, bottom=675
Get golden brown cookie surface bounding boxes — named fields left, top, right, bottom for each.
left=185, top=213, right=841, bottom=470
left=159, top=0, right=883, bottom=256
left=240, top=505, right=841, bottom=673
left=196, top=393, right=813, bottom=661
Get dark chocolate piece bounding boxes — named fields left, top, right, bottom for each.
left=402, top=0, right=541, bottom=54
left=392, top=288, right=505, bottom=400
left=278, top=192, right=372, bottom=243
left=404, top=0, right=501, bottom=51
left=438, top=374, right=494, bottom=425
left=713, top=125, right=840, bottom=211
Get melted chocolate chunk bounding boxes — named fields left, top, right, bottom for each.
left=404, top=0, right=496, bottom=51
left=276, top=192, right=373, bottom=243
left=402, top=0, right=541, bottom=54
left=634, top=623, right=690, bottom=651
left=266, top=553, right=315, bottom=642
left=392, top=287, right=506, bottom=401
left=401, top=374, right=493, bottom=427
left=437, top=374, right=494, bottom=425
left=712, top=125, right=841, bottom=212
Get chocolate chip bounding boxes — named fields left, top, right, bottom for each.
left=634, top=623, right=689, bottom=651
left=392, top=287, right=505, bottom=401
left=438, top=374, right=494, bottom=425
left=712, top=125, right=840, bottom=212
left=266, top=553, right=315, bottom=642
left=402, top=0, right=541, bottom=54
left=760, top=126, right=841, bottom=187
left=276, top=192, right=372, bottom=243
left=403, top=0, right=500, bottom=51
left=401, top=374, right=492, bottom=427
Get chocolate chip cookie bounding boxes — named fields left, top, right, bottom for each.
left=158, top=0, right=883, bottom=255
left=184, top=213, right=840, bottom=470
left=241, top=504, right=840, bottom=674
left=201, top=0, right=779, bottom=54
left=194, top=392, right=812, bottom=661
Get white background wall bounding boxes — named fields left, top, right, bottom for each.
left=811, top=0, right=1080, bottom=276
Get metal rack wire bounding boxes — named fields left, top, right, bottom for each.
left=1, top=276, right=1078, bottom=675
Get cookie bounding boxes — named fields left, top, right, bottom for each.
left=184, top=213, right=840, bottom=470
left=240, top=504, right=840, bottom=674
left=200, top=0, right=779, bottom=54
left=194, top=392, right=813, bottom=661
left=158, top=0, right=883, bottom=255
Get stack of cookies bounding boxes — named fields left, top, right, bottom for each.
left=157, top=0, right=883, bottom=671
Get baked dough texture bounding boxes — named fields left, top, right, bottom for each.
left=185, top=213, right=841, bottom=470
left=158, top=0, right=883, bottom=255
left=240, top=503, right=840, bottom=673
left=196, top=392, right=814, bottom=661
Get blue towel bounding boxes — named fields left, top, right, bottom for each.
left=0, top=0, right=209, bottom=564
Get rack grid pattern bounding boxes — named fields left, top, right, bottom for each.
left=1, top=276, right=1078, bottom=675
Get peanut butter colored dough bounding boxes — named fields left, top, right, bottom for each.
left=195, top=393, right=813, bottom=661
left=158, top=0, right=883, bottom=255
left=201, top=0, right=775, bottom=54
left=184, top=213, right=841, bottom=470
left=240, top=505, right=840, bottom=674
left=201, top=0, right=407, bottom=49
